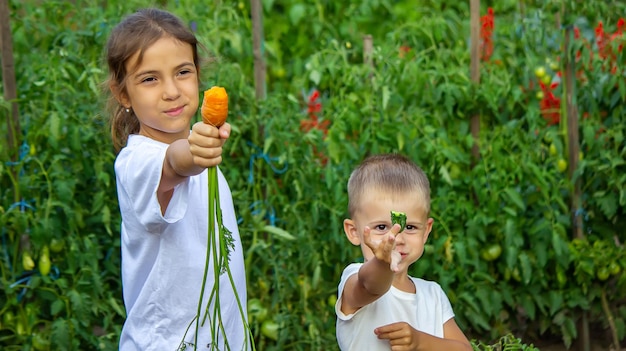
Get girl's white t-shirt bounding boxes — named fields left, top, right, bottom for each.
left=115, top=134, right=248, bottom=351
left=335, top=263, right=455, bottom=351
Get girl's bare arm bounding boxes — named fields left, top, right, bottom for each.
left=157, top=122, right=230, bottom=211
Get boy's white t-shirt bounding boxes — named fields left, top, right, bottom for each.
left=115, top=135, right=248, bottom=351
left=335, top=263, right=455, bottom=351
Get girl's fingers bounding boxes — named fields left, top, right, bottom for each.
left=218, top=122, right=231, bottom=139
left=192, top=121, right=219, bottom=136
left=189, top=144, right=223, bottom=159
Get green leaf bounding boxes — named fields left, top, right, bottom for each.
left=439, top=165, right=452, bottom=186
left=309, top=70, right=321, bottom=85
left=596, top=191, right=617, bottom=219
left=520, top=293, right=536, bottom=320
left=561, top=317, right=577, bottom=348
left=289, top=4, right=306, bottom=25
left=458, top=292, right=491, bottom=330
left=262, top=225, right=296, bottom=241
left=503, top=188, right=525, bottom=211
left=548, top=291, right=563, bottom=316
left=261, top=0, right=275, bottom=12
left=382, top=85, right=390, bottom=110
left=108, top=296, right=126, bottom=318
left=51, top=299, right=65, bottom=316
left=519, top=252, right=532, bottom=285
left=51, top=318, right=71, bottom=350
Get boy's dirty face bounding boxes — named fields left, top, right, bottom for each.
left=119, top=36, right=199, bottom=144
left=344, top=188, right=433, bottom=274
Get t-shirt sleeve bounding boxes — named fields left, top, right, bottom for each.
left=436, top=283, right=455, bottom=323
left=335, top=263, right=362, bottom=321
left=116, top=142, right=189, bottom=232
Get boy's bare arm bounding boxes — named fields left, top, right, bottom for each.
left=374, top=319, right=472, bottom=351
left=341, top=224, right=401, bottom=315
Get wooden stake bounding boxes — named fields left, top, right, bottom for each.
left=0, top=0, right=20, bottom=163
left=563, top=24, right=590, bottom=351
left=363, top=34, right=373, bottom=68
left=250, top=0, right=266, bottom=100
left=470, top=0, right=481, bottom=163
left=564, top=28, right=583, bottom=240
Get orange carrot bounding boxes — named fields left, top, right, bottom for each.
left=201, top=86, right=228, bottom=127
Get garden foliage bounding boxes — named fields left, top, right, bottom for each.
left=1, top=0, right=625, bottom=350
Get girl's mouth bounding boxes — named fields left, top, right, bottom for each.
left=165, top=105, right=185, bottom=116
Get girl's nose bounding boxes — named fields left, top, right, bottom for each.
left=162, top=79, right=181, bottom=100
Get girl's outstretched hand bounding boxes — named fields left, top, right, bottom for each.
left=188, top=121, right=231, bottom=168
left=363, top=224, right=401, bottom=267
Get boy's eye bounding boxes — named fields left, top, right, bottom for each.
left=403, top=224, right=426, bottom=234
left=373, top=224, right=388, bottom=232
left=403, top=225, right=417, bottom=233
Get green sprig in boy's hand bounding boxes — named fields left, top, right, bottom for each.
left=389, top=211, right=407, bottom=272
left=390, top=211, right=407, bottom=232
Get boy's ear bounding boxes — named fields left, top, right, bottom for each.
left=109, top=82, right=130, bottom=108
left=343, top=219, right=361, bottom=246
left=423, top=217, right=434, bottom=242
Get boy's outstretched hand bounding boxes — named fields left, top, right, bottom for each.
left=363, top=224, right=401, bottom=269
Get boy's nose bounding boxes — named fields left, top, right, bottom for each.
left=394, top=231, right=405, bottom=244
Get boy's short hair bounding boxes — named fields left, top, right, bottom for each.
left=347, top=154, right=431, bottom=217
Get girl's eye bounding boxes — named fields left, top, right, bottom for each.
left=141, top=77, right=157, bottom=83
left=178, top=69, right=193, bottom=76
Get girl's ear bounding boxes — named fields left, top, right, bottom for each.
left=343, top=219, right=361, bottom=246
left=109, top=82, right=130, bottom=108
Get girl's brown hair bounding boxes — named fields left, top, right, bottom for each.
left=104, top=8, right=200, bottom=152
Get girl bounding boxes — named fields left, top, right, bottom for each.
left=105, top=8, right=248, bottom=351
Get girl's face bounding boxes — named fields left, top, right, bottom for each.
left=120, top=36, right=199, bottom=144
left=344, top=188, right=433, bottom=274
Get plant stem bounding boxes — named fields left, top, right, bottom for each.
left=601, top=288, right=620, bottom=350
left=194, top=167, right=215, bottom=349
left=190, top=166, right=254, bottom=350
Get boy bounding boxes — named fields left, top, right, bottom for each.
left=335, top=154, right=471, bottom=351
